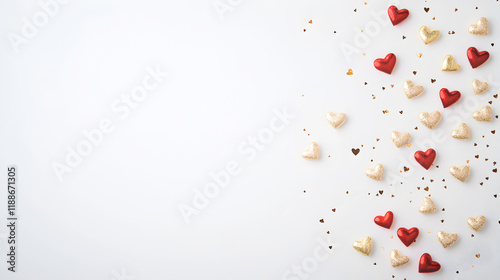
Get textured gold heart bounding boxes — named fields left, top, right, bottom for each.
left=325, top=112, right=346, bottom=129
left=403, top=80, right=424, bottom=99
left=473, top=105, right=492, bottom=122
left=301, top=142, right=319, bottom=160
left=418, top=197, right=436, bottom=214
left=391, top=131, right=411, bottom=148
left=469, top=17, right=489, bottom=35
left=365, top=163, right=384, bottom=181
left=437, top=230, right=458, bottom=248
left=419, top=111, right=441, bottom=129
left=419, top=26, right=440, bottom=45
left=353, top=236, right=372, bottom=256
left=441, top=55, right=460, bottom=72
left=390, top=249, right=409, bottom=268
left=449, top=165, right=470, bottom=182
left=467, top=215, right=486, bottom=232
left=472, top=79, right=489, bottom=95
left=451, top=123, right=469, bottom=140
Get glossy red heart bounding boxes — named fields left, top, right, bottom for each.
left=439, top=88, right=461, bottom=108
left=374, top=211, right=393, bottom=229
left=388, top=5, right=409, bottom=26
left=467, top=47, right=490, bottom=69
left=414, top=149, right=436, bottom=170
left=419, top=253, right=441, bottom=273
left=374, top=53, right=396, bottom=74
left=397, top=227, right=419, bottom=247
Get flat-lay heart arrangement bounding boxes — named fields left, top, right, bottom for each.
left=301, top=5, right=493, bottom=274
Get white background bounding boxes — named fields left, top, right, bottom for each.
left=0, top=0, right=499, bottom=279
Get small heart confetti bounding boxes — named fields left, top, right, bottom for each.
left=325, top=112, right=346, bottom=128
left=469, top=17, right=488, bottom=35
left=365, top=163, right=384, bottom=181
left=451, top=123, right=469, bottom=140
left=353, top=236, right=373, bottom=256
left=418, top=197, right=436, bottom=214
left=467, top=215, right=486, bottom=232
left=437, top=230, right=458, bottom=248
left=472, top=79, right=489, bottom=95
left=397, top=227, right=419, bottom=247
left=414, top=149, right=436, bottom=170
left=301, top=142, right=319, bottom=160
left=441, top=55, right=460, bottom=72
left=467, top=47, right=490, bottom=68
left=419, top=111, right=441, bottom=129
left=374, top=211, right=393, bottom=229
left=440, top=88, right=461, bottom=108
left=388, top=5, right=409, bottom=26
left=403, top=80, right=424, bottom=99
left=390, top=249, right=409, bottom=268
left=374, top=53, right=397, bottom=74
left=473, top=105, right=492, bottom=122
left=419, top=253, right=441, bottom=273
left=391, top=131, right=411, bottom=148
left=449, top=165, right=470, bottom=182
left=419, top=26, right=440, bottom=44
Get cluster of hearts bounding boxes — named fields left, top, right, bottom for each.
left=299, top=5, right=493, bottom=273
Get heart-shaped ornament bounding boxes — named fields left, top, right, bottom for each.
left=365, top=163, right=384, bottom=181
left=467, top=47, right=490, bottom=69
left=473, top=105, right=492, bottom=122
left=449, top=165, right=470, bottom=182
left=397, top=227, right=419, bottom=247
left=374, top=53, right=396, bottom=74
left=437, top=230, right=458, bottom=248
left=419, top=111, right=441, bottom=129
left=472, top=79, right=489, bottom=95
left=301, top=142, right=319, bottom=160
left=440, top=88, right=461, bottom=108
left=451, top=123, right=469, bottom=140
left=418, top=197, right=436, bottom=214
left=391, top=131, right=411, bottom=148
left=467, top=215, right=486, bottom=232
left=414, top=149, right=436, bottom=170
left=352, top=236, right=372, bottom=256
left=325, top=112, right=346, bottom=129
left=403, top=80, right=424, bottom=99
left=390, top=249, right=409, bottom=268
left=374, top=211, right=393, bottom=229
left=419, top=253, right=441, bottom=273
left=419, top=26, right=440, bottom=44
left=469, top=17, right=489, bottom=35
left=441, top=54, right=460, bottom=72
left=388, top=5, right=409, bottom=26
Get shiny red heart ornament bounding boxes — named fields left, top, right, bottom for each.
left=397, top=227, right=419, bottom=247
left=388, top=5, right=409, bottom=26
left=419, top=253, right=441, bottom=273
left=439, top=88, right=461, bottom=108
left=374, top=53, right=396, bottom=74
left=414, top=149, right=436, bottom=170
left=467, top=47, right=490, bottom=69
left=374, top=211, right=393, bottom=229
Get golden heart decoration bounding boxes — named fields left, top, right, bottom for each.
left=449, top=165, right=470, bottom=182
left=472, top=79, right=489, bottom=95
left=391, top=131, right=411, bottom=148
left=403, top=80, right=424, bottom=99
left=469, top=17, right=489, bottom=35
left=467, top=215, right=486, bottom=232
left=353, top=236, right=372, bottom=256
left=441, top=55, right=460, bottom=72
left=419, top=111, right=441, bottom=129
left=451, top=123, right=469, bottom=140
left=301, top=142, right=319, bottom=160
left=365, top=163, right=384, bottom=181
left=418, top=197, right=436, bottom=214
left=390, top=249, right=409, bottom=268
left=325, top=112, right=346, bottom=129
left=473, top=105, right=492, bottom=122
left=437, top=230, right=458, bottom=248
left=419, top=26, right=440, bottom=45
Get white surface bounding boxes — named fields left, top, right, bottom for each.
left=0, top=0, right=499, bottom=279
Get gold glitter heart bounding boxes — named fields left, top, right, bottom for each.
left=403, top=80, right=424, bottom=99
left=449, top=165, right=470, bottom=182
left=472, top=79, right=489, bottom=95
left=437, top=230, right=458, bottom=248
left=301, top=142, right=319, bottom=160
left=325, top=112, right=346, bottom=129
left=441, top=55, right=460, bottom=72
left=467, top=215, right=486, bottom=232
left=365, top=163, right=384, bottom=181
left=418, top=197, right=436, bottom=214
left=353, top=236, right=372, bottom=256
left=451, top=123, right=469, bottom=140
left=469, top=17, right=489, bottom=35
left=391, top=131, right=411, bottom=148
left=390, top=249, right=409, bottom=268
left=419, top=111, right=441, bottom=129
left=419, top=26, right=440, bottom=44
left=473, top=105, right=492, bottom=122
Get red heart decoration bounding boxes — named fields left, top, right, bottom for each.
left=419, top=253, right=441, bottom=273
left=374, top=211, right=393, bottom=229
left=439, top=88, right=461, bottom=108
left=374, top=53, right=396, bottom=74
left=467, top=47, right=490, bottom=69
left=414, top=149, right=436, bottom=170
left=388, top=5, right=409, bottom=26
left=397, top=227, right=419, bottom=247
